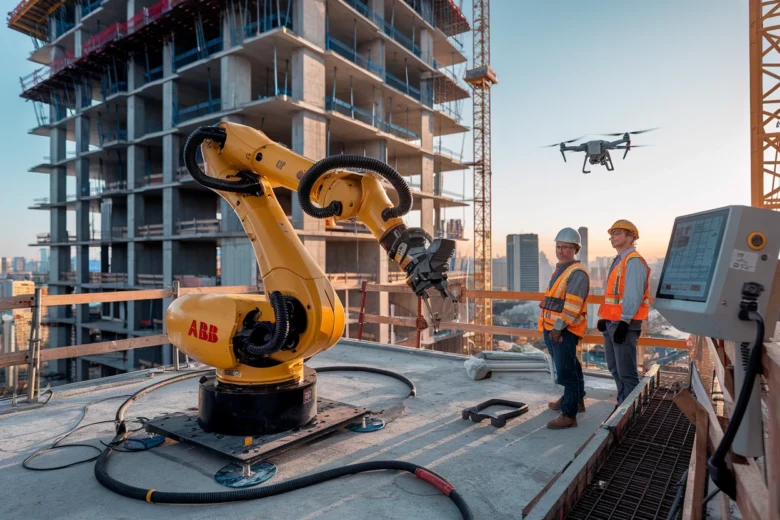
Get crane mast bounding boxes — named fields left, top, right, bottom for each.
left=750, top=0, right=780, bottom=210
left=465, top=0, right=497, bottom=351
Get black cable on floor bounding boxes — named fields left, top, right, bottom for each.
left=21, top=394, right=139, bottom=471
left=313, top=365, right=417, bottom=398
left=92, top=367, right=472, bottom=518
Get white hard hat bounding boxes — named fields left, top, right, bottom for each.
left=554, top=227, right=581, bottom=246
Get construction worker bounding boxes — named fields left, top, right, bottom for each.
left=538, top=227, right=590, bottom=429
left=597, top=220, right=651, bottom=405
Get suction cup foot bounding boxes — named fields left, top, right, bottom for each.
left=347, top=416, right=385, bottom=432
left=214, top=461, right=277, bottom=488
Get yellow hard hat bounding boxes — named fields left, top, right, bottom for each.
left=608, top=219, right=639, bottom=239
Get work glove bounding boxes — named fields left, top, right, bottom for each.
left=549, top=329, right=563, bottom=343
left=613, top=321, right=629, bottom=344
left=597, top=319, right=607, bottom=332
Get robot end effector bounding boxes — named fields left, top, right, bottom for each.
left=295, top=151, right=459, bottom=333
left=387, top=227, right=459, bottom=332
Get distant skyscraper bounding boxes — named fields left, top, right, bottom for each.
left=578, top=226, right=589, bottom=268
left=492, top=257, right=508, bottom=290
left=12, top=257, right=25, bottom=272
left=507, top=234, right=539, bottom=292
left=539, top=251, right=553, bottom=290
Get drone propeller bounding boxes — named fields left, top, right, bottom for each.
left=541, top=135, right=586, bottom=148
left=615, top=144, right=652, bottom=160
left=600, top=127, right=659, bottom=137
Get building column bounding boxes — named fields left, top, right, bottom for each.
left=358, top=38, right=385, bottom=78
left=73, top=6, right=84, bottom=58
left=293, top=0, right=326, bottom=48
left=160, top=132, right=178, bottom=366
left=215, top=114, right=257, bottom=286
left=127, top=95, right=145, bottom=140
left=127, top=144, right=145, bottom=334
left=127, top=58, right=145, bottom=91
left=420, top=28, right=435, bottom=67
left=75, top=113, right=92, bottom=287
left=163, top=80, right=178, bottom=130
left=221, top=55, right=251, bottom=110
left=290, top=111, right=327, bottom=292
left=163, top=39, right=174, bottom=77
left=289, top=6, right=328, bottom=264
left=361, top=140, right=390, bottom=343
left=48, top=125, right=70, bottom=350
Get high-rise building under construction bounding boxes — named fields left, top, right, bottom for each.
left=10, top=0, right=472, bottom=381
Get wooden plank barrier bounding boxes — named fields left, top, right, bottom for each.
left=361, top=314, right=690, bottom=349
left=0, top=283, right=691, bottom=370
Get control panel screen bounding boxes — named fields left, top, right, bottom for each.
left=657, top=208, right=729, bottom=302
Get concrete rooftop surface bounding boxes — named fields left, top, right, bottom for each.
left=0, top=340, right=620, bottom=519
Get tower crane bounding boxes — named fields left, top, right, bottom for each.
left=750, top=0, right=780, bottom=210
left=465, top=0, right=497, bottom=351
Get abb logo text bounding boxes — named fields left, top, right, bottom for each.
left=188, top=320, right=219, bottom=343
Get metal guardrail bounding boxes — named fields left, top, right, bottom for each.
left=20, top=0, right=189, bottom=94
left=175, top=98, right=221, bottom=124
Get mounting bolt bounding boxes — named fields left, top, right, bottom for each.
left=255, top=152, right=263, bottom=161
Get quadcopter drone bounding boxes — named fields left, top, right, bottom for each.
left=543, top=128, right=657, bottom=174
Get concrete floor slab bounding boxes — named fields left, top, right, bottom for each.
left=0, top=339, right=618, bottom=519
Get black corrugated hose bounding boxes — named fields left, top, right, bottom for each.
left=244, top=291, right=290, bottom=356
left=183, top=125, right=262, bottom=194
left=297, top=155, right=413, bottom=221
left=93, top=368, right=472, bottom=519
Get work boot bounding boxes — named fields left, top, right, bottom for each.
left=547, top=414, right=577, bottom=429
left=548, top=396, right=586, bottom=413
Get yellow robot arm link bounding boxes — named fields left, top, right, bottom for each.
left=164, top=121, right=454, bottom=387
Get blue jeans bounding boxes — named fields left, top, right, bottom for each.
left=603, top=321, right=640, bottom=404
left=544, top=329, right=584, bottom=418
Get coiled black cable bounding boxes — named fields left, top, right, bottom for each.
left=183, top=125, right=262, bottom=194
left=93, top=369, right=473, bottom=518
left=297, top=155, right=412, bottom=221
left=244, top=291, right=290, bottom=356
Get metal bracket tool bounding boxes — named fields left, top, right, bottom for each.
left=461, top=399, right=529, bottom=428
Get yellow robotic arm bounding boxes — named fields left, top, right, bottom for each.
left=164, top=122, right=456, bottom=435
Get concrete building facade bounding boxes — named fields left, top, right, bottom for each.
left=13, top=0, right=471, bottom=381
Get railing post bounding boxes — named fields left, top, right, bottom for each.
left=344, top=288, right=350, bottom=338
left=416, top=296, right=423, bottom=349
left=357, top=280, right=367, bottom=340
left=26, top=288, right=42, bottom=403
left=171, top=280, right=181, bottom=370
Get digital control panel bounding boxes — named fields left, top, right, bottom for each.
left=655, top=205, right=780, bottom=343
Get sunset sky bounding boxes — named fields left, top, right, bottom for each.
left=1, top=1, right=750, bottom=267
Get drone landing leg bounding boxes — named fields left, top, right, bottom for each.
left=605, top=152, right=614, bottom=171
left=582, top=154, right=591, bottom=174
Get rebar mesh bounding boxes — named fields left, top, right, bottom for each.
left=567, top=386, right=695, bottom=520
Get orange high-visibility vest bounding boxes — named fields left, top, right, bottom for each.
left=537, top=263, right=589, bottom=338
left=598, top=251, right=650, bottom=321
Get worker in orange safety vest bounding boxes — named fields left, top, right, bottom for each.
left=538, top=227, right=590, bottom=430
left=596, top=219, right=651, bottom=405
